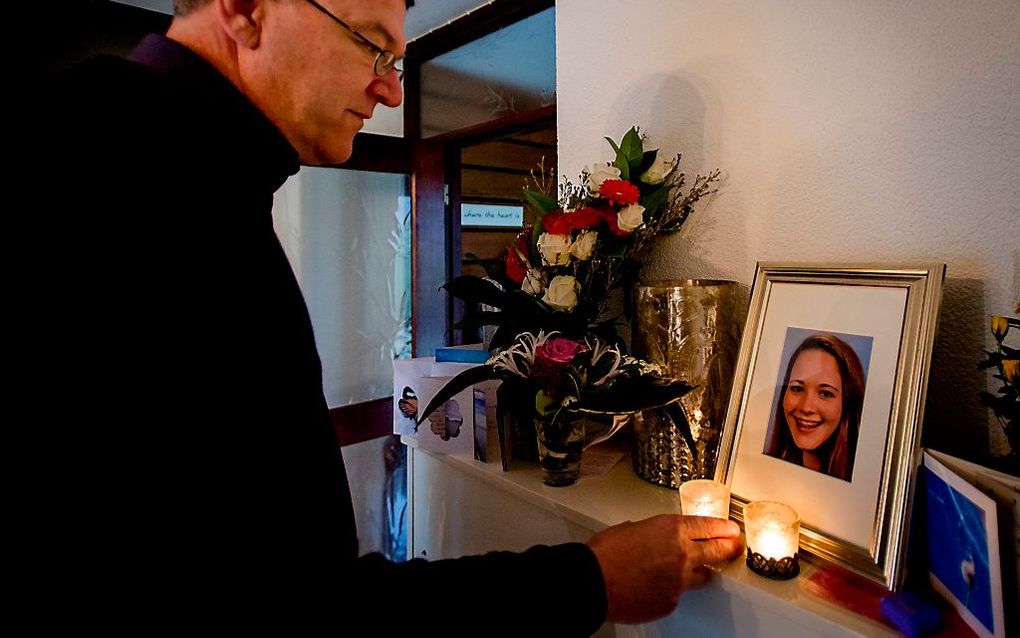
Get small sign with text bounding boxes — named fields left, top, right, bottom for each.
left=461, top=203, right=524, bottom=228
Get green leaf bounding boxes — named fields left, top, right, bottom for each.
left=620, top=127, right=644, bottom=174
left=535, top=390, right=558, bottom=416
left=613, top=153, right=630, bottom=181
left=523, top=189, right=558, bottom=214
left=605, top=136, right=622, bottom=157
left=639, top=184, right=669, bottom=215
left=417, top=365, right=500, bottom=427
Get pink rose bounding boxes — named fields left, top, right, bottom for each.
left=531, top=337, right=588, bottom=400
left=535, top=337, right=587, bottom=366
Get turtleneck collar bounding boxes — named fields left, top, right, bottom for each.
left=129, top=33, right=300, bottom=192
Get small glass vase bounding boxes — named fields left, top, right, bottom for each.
left=534, top=413, right=585, bottom=487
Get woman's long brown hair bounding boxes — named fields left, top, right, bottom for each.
left=766, top=333, right=867, bottom=482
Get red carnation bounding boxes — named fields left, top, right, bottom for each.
left=542, top=210, right=571, bottom=235
left=598, top=179, right=641, bottom=206
left=565, top=207, right=604, bottom=231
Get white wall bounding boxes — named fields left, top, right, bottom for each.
left=558, top=0, right=1020, bottom=461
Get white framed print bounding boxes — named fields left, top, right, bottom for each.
left=716, top=263, right=945, bottom=590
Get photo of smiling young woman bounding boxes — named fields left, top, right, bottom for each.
left=763, top=330, right=872, bottom=482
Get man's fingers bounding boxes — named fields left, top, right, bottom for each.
left=689, top=536, right=745, bottom=567
left=680, top=515, right=741, bottom=540
left=682, top=565, right=712, bottom=590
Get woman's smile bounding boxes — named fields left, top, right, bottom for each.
left=782, top=349, right=844, bottom=452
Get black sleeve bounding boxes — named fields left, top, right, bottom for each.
left=346, top=544, right=608, bottom=637
left=12, top=54, right=609, bottom=637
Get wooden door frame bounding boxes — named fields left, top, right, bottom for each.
left=336, top=0, right=554, bottom=446
left=407, top=0, right=554, bottom=358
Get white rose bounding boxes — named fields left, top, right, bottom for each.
left=537, top=232, right=571, bottom=266
left=585, top=164, right=621, bottom=191
left=522, top=268, right=547, bottom=296
left=569, top=230, right=597, bottom=261
left=639, top=156, right=673, bottom=185
left=617, top=204, right=645, bottom=233
left=543, top=275, right=579, bottom=311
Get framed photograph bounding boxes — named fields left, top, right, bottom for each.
left=716, top=263, right=945, bottom=590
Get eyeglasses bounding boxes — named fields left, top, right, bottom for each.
left=304, top=0, right=404, bottom=80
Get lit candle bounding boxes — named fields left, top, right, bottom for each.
left=679, top=479, right=731, bottom=519
left=743, top=501, right=800, bottom=579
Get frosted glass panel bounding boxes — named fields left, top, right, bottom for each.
left=274, top=168, right=411, bottom=408
left=421, top=7, right=555, bottom=137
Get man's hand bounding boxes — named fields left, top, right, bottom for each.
left=587, top=514, right=744, bottom=624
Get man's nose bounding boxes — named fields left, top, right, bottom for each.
left=369, top=72, right=403, bottom=108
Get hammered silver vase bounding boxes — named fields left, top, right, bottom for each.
left=631, top=280, right=741, bottom=488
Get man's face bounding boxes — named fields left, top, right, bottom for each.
left=246, top=0, right=406, bottom=165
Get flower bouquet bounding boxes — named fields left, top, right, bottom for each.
left=417, top=330, right=693, bottom=485
left=980, top=309, right=1020, bottom=473
left=448, top=126, right=720, bottom=350
left=427, top=127, right=719, bottom=479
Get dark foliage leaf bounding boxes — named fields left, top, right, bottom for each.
left=454, top=311, right=508, bottom=331
left=663, top=401, right=697, bottom=457
left=577, top=378, right=693, bottom=413
left=443, top=276, right=509, bottom=308
left=417, top=365, right=500, bottom=427
left=638, top=149, right=659, bottom=176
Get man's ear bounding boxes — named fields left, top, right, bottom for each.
left=214, top=0, right=264, bottom=49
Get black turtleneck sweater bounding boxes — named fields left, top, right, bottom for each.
left=14, top=34, right=607, bottom=635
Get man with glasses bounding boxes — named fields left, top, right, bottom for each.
left=17, top=0, right=741, bottom=633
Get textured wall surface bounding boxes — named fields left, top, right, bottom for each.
left=558, top=0, right=1019, bottom=463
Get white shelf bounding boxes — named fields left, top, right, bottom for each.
left=403, top=438, right=898, bottom=637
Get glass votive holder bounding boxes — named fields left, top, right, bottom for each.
left=678, top=479, right=731, bottom=519
left=743, top=501, right=800, bottom=580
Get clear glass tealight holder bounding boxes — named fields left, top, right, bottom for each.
left=743, top=500, right=800, bottom=580
left=678, top=479, right=731, bottom=519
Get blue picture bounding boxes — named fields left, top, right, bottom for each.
left=923, top=465, right=994, bottom=634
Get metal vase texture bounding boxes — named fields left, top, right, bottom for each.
left=631, top=280, right=741, bottom=488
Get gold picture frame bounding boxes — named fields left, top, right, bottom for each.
left=715, top=263, right=945, bottom=590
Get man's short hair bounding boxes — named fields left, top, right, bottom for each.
left=174, top=0, right=414, bottom=17
left=172, top=0, right=207, bottom=14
